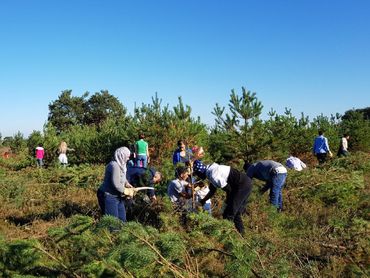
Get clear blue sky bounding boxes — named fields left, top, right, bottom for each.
left=0, top=0, right=369, bottom=137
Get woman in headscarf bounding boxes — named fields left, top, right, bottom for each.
left=97, top=147, right=133, bottom=222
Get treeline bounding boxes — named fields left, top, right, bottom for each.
left=1, top=87, right=369, bottom=167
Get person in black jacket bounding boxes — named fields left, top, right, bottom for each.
left=193, top=159, right=253, bottom=235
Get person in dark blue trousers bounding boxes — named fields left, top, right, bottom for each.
left=126, top=166, right=162, bottom=201
left=244, top=160, right=287, bottom=212
left=97, top=147, right=133, bottom=222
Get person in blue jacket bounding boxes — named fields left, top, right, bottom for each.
left=313, top=130, right=332, bottom=164
left=172, top=140, right=193, bottom=166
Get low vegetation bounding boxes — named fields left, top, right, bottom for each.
left=0, top=89, right=369, bottom=277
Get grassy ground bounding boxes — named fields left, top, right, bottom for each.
left=0, top=152, right=369, bottom=277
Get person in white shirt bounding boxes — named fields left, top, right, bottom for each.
left=337, top=134, right=350, bottom=157
left=193, top=158, right=253, bottom=235
left=195, top=182, right=212, bottom=214
left=286, top=156, right=307, bottom=171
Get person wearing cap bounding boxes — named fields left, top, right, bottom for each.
left=243, top=160, right=287, bottom=212
left=97, top=147, right=134, bottom=222
left=192, top=149, right=253, bottom=235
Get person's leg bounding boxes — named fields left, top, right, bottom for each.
left=260, top=181, right=272, bottom=194
left=97, top=189, right=105, bottom=215
left=270, top=173, right=287, bottom=209
left=141, top=155, right=148, bottom=168
left=317, top=153, right=327, bottom=164
left=104, top=193, right=119, bottom=218
left=223, top=175, right=253, bottom=234
left=136, top=155, right=146, bottom=167
left=117, top=199, right=127, bottom=222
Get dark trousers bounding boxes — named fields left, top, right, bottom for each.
left=316, top=153, right=327, bottom=164
left=97, top=189, right=126, bottom=222
left=223, top=174, right=253, bottom=234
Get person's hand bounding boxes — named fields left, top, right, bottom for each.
left=329, top=151, right=333, bottom=158
left=125, top=182, right=133, bottom=188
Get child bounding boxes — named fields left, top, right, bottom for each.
left=167, top=166, right=192, bottom=208
left=35, top=143, right=45, bottom=168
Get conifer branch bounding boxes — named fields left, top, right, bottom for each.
left=127, top=231, right=187, bottom=278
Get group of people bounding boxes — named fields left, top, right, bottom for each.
left=34, top=141, right=74, bottom=168
left=313, top=130, right=350, bottom=164
left=97, top=138, right=292, bottom=235
left=96, top=130, right=351, bottom=235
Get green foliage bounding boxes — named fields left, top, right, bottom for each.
left=210, top=87, right=267, bottom=162
left=0, top=149, right=33, bottom=170
left=0, top=179, right=25, bottom=207
left=0, top=153, right=369, bottom=277
left=48, top=90, right=88, bottom=133
left=27, top=131, right=44, bottom=157
left=1, top=91, right=370, bottom=277
left=155, top=232, right=186, bottom=264
left=340, top=109, right=370, bottom=152
left=132, top=93, right=208, bottom=165
left=84, top=90, right=126, bottom=126
left=7, top=132, right=28, bottom=154
left=47, top=90, right=127, bottom=134
left=0, top=238, right=45, bottom=277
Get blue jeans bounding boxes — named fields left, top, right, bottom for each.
left=268, top=173, right=287, bottom=209
left=136, top=155, right=147, bottom=168
left=36, top=158, right=43, bottom=167
left=97, top=190, right=126, bottom=222
left=203, top=203, right=212, bottom=215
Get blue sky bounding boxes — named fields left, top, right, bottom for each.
left=0, top=0, right=369, bottom=137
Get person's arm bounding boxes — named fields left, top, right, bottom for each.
left=172, top=151, right=178, bottom=165
left=146, top=143, right=150, bottom=162
left=325, top=138, right=330, bottom=152
left=313, top=139, right=317, bottom=155
left=325, top=138, right=333, bottom=157
left=134, top=142, right=137, bottom=155
left=111, top=163, right=133, bottom=193
left=111, top=163, right=125, bottom=193
left=199, top=184, right=216, bottom=205
left=343, top=138, right=348, bottom=151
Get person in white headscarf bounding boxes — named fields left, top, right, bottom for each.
left=97, top=147, right=133, bottom=222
